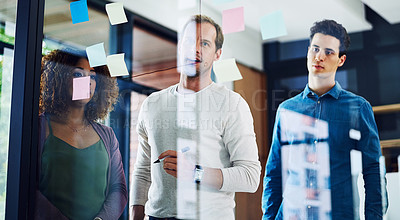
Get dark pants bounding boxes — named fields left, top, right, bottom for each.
left=149, top=216, right=180, bottom=220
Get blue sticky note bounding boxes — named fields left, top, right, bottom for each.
left=86, top=43, right=107, bottom=67
left=70, top=0, right=89, bottom=24
left=260, top=11, right=288, bottom=40
left=213, top=0, right=235, bottom=4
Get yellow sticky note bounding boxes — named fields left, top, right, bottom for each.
left=106, top=53, right=129, bottom=77
left=105, top=2, right=128, bottom=25
left=213, top=58, right=242, bottom=83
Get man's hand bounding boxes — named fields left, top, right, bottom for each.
left=159, top=150, right=194, bottom=179
left=159, top=150, right=223, bottom=189
left=130, top=205, right=145, bottom=220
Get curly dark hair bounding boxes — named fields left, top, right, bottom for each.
left=39, top=49, right=119, bottom=121
left=310, top=19, right=351, bottom=57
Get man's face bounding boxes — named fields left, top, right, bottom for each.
left=307, top=33, right=346, bottom=78
left=178, top=22, right=221, bottom=77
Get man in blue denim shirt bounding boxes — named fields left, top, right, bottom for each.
left=262, top=20, right=387, bottom=219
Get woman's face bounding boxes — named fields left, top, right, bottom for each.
left=68, top=58, right=97, bottom=106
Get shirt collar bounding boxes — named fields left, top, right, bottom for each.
left=302, top=81, right=342, bottom=99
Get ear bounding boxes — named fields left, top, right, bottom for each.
left=338, top=54, right=346, bottom=67
left=214, top=48, right=222, bottom=61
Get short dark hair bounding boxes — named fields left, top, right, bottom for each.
left=310, top=19, right=350, bottom=57
left=181, top=14, right=224, bottom=51
left=39, top=49, right=119, bottom=121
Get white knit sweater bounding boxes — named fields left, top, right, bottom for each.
left=130, top=83, right=261, bottom=219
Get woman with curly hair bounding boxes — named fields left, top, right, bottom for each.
left=35, top=49, right=127, bottom=220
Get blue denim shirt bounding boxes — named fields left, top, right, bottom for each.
left=262, top=82, right=387, bottom=219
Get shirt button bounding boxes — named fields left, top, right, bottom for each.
left=314, top=140, right=317, bottom=144
left=317, top=101, right=320, bottom=104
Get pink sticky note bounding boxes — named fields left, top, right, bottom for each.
left=72, top=76, right=90, bottom=100
left=222, top=7, right=245, bottom=34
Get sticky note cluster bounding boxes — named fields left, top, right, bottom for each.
left=70, top=1, right=128, bottom=25
left=85, top=43, right=129, bottom=77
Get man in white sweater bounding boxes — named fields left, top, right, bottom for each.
left=130, top=15, right=261, bottom=220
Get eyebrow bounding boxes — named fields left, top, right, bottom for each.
left=75, top=67, right=96, bottom=72
left=311, top=45, right=336, bottom=53
left=325, top=48, right=335, bottom=53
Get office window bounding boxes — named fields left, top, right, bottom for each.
left=43, top=0, right=110, bottom=50
left=131, top=27, right=179, bottom=90
left=0, top=0, right=17, bottom=218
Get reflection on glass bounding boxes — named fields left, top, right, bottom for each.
left=130, top=14, right=261, bottom=220
left=281, top=110, right=331, bottom=220
left=131, top=27, right=178, bottom=90
left=0, top=0, right=17, bottom=217
left=0, top=47, right=14, bottom=219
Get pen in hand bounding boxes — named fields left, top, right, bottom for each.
left=153, top=146, right=191, bottom=164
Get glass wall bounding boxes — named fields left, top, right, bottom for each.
left=3, top=0, right=400, bottom=219
left=35, top=0, right=126, bottom=219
